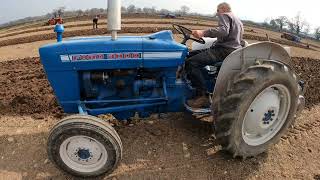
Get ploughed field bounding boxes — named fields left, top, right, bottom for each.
left=0, top=15, right=319, bottom=179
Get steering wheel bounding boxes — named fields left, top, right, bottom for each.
left=172, top=24, right=206, bottom=45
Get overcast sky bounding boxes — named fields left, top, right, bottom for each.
left=0, top=0, right=319, bottom=31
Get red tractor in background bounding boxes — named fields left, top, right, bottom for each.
left=46, top=17, right=64, bottom=26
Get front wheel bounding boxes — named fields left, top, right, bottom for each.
left=47, top=115, right=122, bottom=177
left=214, top=60, right=300, bottom=158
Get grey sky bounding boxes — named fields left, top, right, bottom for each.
left=1, top=0, right=319, bottom=30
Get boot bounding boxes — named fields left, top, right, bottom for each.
left=187, top=95, right=210, bottom=108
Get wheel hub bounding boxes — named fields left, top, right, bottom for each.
left=59, top=135, right=108, bottom=173
left=262, top=110, right=276, bottom=125
left=77, top=148, right=92, bottom=160
left=242, top=84, right=291, bottom=146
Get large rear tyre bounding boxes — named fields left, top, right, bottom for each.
left=47, top=115, right=122, bottom=177
left=214, top=60, right=299, bottom=158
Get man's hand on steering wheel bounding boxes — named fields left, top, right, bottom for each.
left=172, top=24, right=206, bottom=45
left=192, top=30, right=205, bottom=39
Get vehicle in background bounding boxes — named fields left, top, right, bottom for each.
left=281, top=32, right=301, bottom=43
left=161, top=13, right=177, bottom=19
left=46, top=17, right=64, bottom=26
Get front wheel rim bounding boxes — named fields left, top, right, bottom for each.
left=242, top=84, right=291, bottom=146
left=59, top=135, right=108, bottom=173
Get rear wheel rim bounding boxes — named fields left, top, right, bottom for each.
left=59, top=135, right=108, bottom=173
left=242, top=84, right=291, bottom=146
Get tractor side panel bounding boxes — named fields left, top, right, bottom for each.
left=39, top=44, right=81, bottom=112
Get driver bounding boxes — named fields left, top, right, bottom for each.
left=186, top=2, right=244, bottom=108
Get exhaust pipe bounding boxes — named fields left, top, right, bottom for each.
left=108, top=0, right=121, bottom=40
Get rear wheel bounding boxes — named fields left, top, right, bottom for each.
left=214, top=60, right=299, bottom=158
left=47, top=115, right=122, bottom=177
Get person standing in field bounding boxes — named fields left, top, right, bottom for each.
left=93, top=15, right=99, bottom=29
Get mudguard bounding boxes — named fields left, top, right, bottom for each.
left=212, top=42, right=298, bottom=115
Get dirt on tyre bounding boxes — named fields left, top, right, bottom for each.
left=47, top=115, right=122, bottom=177
left=214, top=60, right=300, bottom=158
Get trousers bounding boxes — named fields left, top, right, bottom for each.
left=185, top=46, right=235, bottom=95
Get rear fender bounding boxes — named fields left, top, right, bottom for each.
left=212, top=41, right=293, bottom=110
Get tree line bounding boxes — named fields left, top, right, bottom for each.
left=263, top=13, right=320, bottom=40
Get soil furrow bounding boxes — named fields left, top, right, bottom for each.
left=283, top=119, right=320, bottom=140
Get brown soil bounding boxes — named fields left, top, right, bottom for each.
left=0, top=57, right=319, bottom=179
left=292, top=57, right=320, bottom=108
left=0, top=40, right=55, bottom=61
left=0, top=58, right=62, bottom=118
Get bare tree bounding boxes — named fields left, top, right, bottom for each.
left=180, top=5, right=190, bottom=15
left=315, top=27, right=320, bottom=40
left=136, top=8, right=142, bottom=13
left=289, top=12, right=307, bottom=35
left=143, top=7, right=156, bottom=14
left=57, top=6, right=66, bottom=17
left=52, top=11, right=58, bottom=18
left=76, top=9, right=83, bottom=17
left=274, top=16, right=288, bottom=31
left=121, top=6, right=127, bottom=13
left=269, top=19, right=279, bottom=30
left=151, top=7, right=157, bottom=14
left=261, top=17, right=271, bottom=28
left=89, top=8, right=101, bottom=16
left=127, top=5, right=136, bottom=13
left=143, top=7, right=150, bottom=14
left=159, top=9, right=170, bottom=14
left=287, top=21, right=295, bottom=33
left=303, top=23, right=311, bottom=35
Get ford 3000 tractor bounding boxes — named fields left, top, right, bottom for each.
left=39, top=0, right=305, bottom=177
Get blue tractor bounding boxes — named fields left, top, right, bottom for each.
left=39, top=0, right=305, bottom=177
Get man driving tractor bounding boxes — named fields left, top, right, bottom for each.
left=186, top=2, right=244, bottom=108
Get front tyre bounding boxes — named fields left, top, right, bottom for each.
left=214, top=60, right=299, bottom=158
left=47, top=115, right=122, bottom=177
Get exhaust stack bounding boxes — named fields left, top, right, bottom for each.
left=107, top=0, right=121, bottom=40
